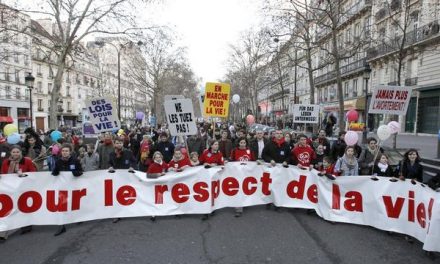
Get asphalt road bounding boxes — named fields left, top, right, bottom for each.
left=0, top=206, right=436, bottom=264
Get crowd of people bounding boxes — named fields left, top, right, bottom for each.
left=0, top=122, right=437, bottom=253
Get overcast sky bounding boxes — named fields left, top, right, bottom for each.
left=145, top=0, right=265, bottom=83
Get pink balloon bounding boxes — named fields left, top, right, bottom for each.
left=346, top=110, right=359, bottom=123
left=387, top=121, right=401, bottom=134
left=344, top=131, right=359, bottom=146
left=246, top=115, right=255, bottom=125
left=51, top=144, right=60, bottom=155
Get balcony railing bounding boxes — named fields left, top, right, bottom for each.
left=368, top=20, right=440, bottom=60
left=388, top=81, right=399, bottom=85
left=405, top=77, right=418, bottom=86
left=315, top=58, right=367, bottom=85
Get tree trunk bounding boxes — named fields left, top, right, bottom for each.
left=50, top=55, right=67, bottom=129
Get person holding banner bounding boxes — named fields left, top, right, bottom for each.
left=262, top=130, right=290, bottom=167
left=199, top=140, right=224, bottom=167
left=250, top=130, right=268, bottom=161
left=230, top=138, right=255, bottom=217
left=398, top=149, right=424, bottom=183
left=0, top=145, right=36, bottom=242
left=168, top=148, right=192, bottom=172
left=51, top=144, right=83, bottom=236
left=147, top=151, right=168, bottom=178
left=334, top=146, right=359, bottom=176
left=291, top=134, right=316, bottom=170
left=108, top=138, right=136, bottom=173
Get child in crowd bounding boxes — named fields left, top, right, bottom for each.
left=168, top=148, right=192, bottom=172
left=189, top=152, right=200, bottom=166
left=147, top=151, right=168, bottom=178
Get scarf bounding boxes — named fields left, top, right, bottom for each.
left=367, top=146, right=378, bottom=155
left=377, top=162, right=388, bottom=172
left=273, top=137, right=285, bottom=148
left=8, top=156, right=21, bottom=174
left=115, top=148, right=123, bottom=158
left=340, top=154, right=356, bottom=172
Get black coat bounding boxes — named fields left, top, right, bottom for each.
left=331, top=139, right=347, bottom=160
left=109, top=150, right=136, bottom=169
left=399, top=161, right=423, bottom=182
left=52, top=156, right=83, bottom=177
left=262, top=139, right=291, bottom=164
left=373, top=163, right=394, bottom=177
left=250, top=138, right=269, bottom=160
left=153, top=141, right=175, bottom=163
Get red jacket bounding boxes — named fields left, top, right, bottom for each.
left=230, top=148, right=255, bottom=162
left=318, top=164, right=336, bottom=175
left=199, top=149, right=224, bottom=165
left=1, top=157, right=36, bottom=174
left=291, top=145, right=316, bottom=167
left=168, top=158, right=192, bottom=169
left=147, top=161, right=168, bottom=174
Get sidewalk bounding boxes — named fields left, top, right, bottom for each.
left=364, top=132, right=439, bottom=159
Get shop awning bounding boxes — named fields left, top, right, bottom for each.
left=0, top=116, right=13, bottom=123
left=323, top=98, right=366, bottom=112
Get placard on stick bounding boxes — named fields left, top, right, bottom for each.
left=86, top=96, right=121, bottom=132
left=368, top=85, right=412, bottom=115
left=203, top=82, right=230, bottom=118
left=164, top=98, right=197, bottom=136
left=293, top=104, right=320, bottom=123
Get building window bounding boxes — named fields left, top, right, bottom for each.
left=24, top=55, right=29, bottom=66
left=344, top=82, right=349, bottom=97
left=37, top=64, right=42, bottom=76
left=5, top=86, right=11, bottom=99
left=48, top=68, right=53, bottom=79
left=48, top=83, right=52, bottom=93
left=38, top=99, right=43, bottom=111
left=25, top=89, right=29, bottom=100
left=0, top=107, right=9, bottom=116
left=353, top=79, right=358, bottom=96
left=17, top=108, right=28, bottom=118
left=37, top=81, right=42, bottom=93
left=4, top=49, right=9, bottom=61
left=67, top=102, right=71, bottom=111
left=66, top=86, right=70, bottom=96
left=5, top=67, right=9, bottom=81
left=15, top=69, right=20, bottom=83
left=15, top=87, right=20, bottom=99
left=14, top=52, right=19, bottom=63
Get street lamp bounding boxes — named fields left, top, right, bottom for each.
left=362, top=63, right=372, bottom=143
left=94, top=40, right=143, bottom=121
left=25, top=72, right=35, bottom=129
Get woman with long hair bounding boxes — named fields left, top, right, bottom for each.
left=399, top=149, right=423, bottom=182
left=334, top=146, right=359, bottom=176
left=0, top=145, right=36, bottom=242
left=23, top=135, right=47, bottom=171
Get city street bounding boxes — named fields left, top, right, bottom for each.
left=0, top=206, right=435, bottom=264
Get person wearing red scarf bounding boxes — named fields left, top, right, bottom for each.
left=199, top=140, right=224, bottom=166
left=0, top=145, right=36, bottom=242
left=168, top=148, right=192, bottom=171
left=262, top=130, right=290, bottom=166
left=291, top=134, right=316, bottom=169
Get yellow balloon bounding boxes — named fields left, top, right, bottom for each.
left=118, top=129, right=124, bottom=135
left=3, top=124, right=18, bottom=136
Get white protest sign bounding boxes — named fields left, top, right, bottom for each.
left=369, top=85, right=412, bottom=115
left=86, top=96, right=121, bottom=132
left=293, top=104, right=320, bottom=123
left=164, top=98, right=197, bottom=136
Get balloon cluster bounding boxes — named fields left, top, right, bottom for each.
left=3, top=124, right=20, bottom=144
left=345, top=121, right=401, bottom=146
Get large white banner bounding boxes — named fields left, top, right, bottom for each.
left=0, top=163, right=439, bottom=252
left=368, top=85, right=412, bottom=115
